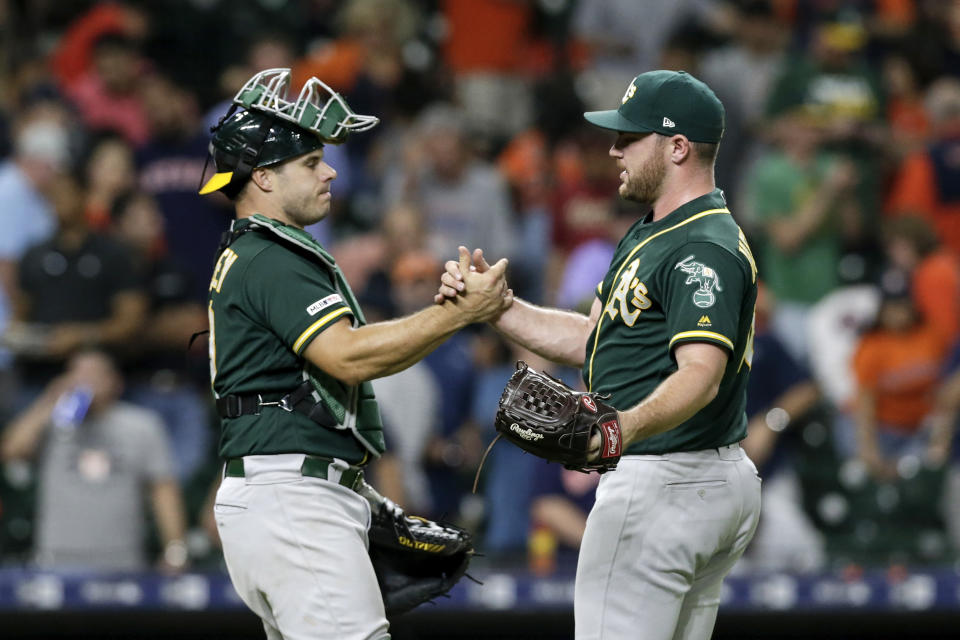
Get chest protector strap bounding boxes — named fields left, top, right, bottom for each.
left=216, top=381, right=337, bottom=427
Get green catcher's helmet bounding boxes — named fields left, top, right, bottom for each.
left=199, top=68, right=378, bottom=196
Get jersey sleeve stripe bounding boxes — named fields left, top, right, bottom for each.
left=587, top=207, right=731, bottom=390
left=668, top=330, right=734, bottom=351
left=293, top=306, right=350, bottom=353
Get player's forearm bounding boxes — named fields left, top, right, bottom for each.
left=618, top=362, right=721, bottom=447
left=492, top=298, right=591, bottom=367
left=328, top=303, right=470, bottom=385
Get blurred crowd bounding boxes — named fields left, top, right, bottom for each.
left=0, top=0, right=959, bottom=577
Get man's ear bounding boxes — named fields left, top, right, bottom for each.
left=669, top=135, right=692, bottom=165
left=250, top=167, right=273, bottom=192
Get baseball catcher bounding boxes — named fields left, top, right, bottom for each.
left=495, top=361, right=622, bottom=472
left=357, top=481, right=474, bottom=616
left=204, top=67, right=508, bottom=639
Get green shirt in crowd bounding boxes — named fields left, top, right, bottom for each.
left=582, top=189, right=758, bottom=455
left=749, top=151, right=840, bottom=304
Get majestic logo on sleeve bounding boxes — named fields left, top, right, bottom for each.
left=674, top=255, right=722, bottom=308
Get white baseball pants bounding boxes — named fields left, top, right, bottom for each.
left=575, top=443, right=762, bottom=640
left=215, top=454, right=390, bottom=640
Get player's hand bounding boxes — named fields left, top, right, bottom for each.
left=457, top=250, right=512, bottom=322
left=587, top=430, right=602, bottom=462
left=434, top=246, right=481, bottom=303
left=435, top=246, right=511, bottom=304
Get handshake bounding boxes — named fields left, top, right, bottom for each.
left=435, top=246, right=513, bottom=324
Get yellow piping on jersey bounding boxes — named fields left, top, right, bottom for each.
left=668, top=330, right=734, bottom=351
left=293, top=307, right=350, bottom=353
left=587, top=207, right=730, bottom=390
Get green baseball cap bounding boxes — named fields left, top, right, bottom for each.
left=584, top=70, right=725, bottom=143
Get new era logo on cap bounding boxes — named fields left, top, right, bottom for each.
left=663, top=117, right=676, bottom=128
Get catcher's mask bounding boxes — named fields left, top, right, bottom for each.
left=199, top=68, right=379, bottom=198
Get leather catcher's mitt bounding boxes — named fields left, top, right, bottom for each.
left=358, top=481, right=473, bottom=617
left=495, top=361, right=622, bottom=473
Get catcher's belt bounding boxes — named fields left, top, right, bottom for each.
left=223, top=455, right=363, bottom=490
left=216, top=381, right=337, bottom=427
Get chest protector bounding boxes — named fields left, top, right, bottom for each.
left=220, top=214, right=386, bottom=458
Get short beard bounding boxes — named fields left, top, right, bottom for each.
left=621, top=141, right=667, bottom=204
left=283, top=199, right=328, bottom=228
left=280, top=185, right=329, bottom=228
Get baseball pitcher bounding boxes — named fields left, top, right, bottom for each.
left=439, top=70, right=762, bottom=640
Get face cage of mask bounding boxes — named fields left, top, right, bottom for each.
left=233, top=68, right=378, bottom=143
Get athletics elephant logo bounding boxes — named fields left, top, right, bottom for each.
left=674, top=255, right=722, bottom=308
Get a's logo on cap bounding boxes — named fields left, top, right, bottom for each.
left=662, top=117, right=676, bottom=128
left=621, top=82, right=637, bottom=104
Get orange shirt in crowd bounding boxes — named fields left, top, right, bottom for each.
left=852, top=325, right=945, bottom=431
left=443, top=0, right=531, bottom=73
left=887, top=97, right=929, bottom=149
left=913, top=250, right=960, bottom=346
left=292, top=40, right=364, bottom=94
left=886, top=149, right=960, bottom=256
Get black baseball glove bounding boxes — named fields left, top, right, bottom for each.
left=495, top=361, right=622, bottom=473
left=358, top=481, right=473, bottom=617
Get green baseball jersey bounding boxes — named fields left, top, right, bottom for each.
left=208, top=217, right=368, bottom=463
left=582, top=189, right=757, bottom=455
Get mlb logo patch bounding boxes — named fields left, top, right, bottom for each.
left=306, top=294, right=343, bottom=316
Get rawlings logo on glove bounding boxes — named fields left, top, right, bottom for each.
left=494, top=361, right=622, bottom=473
left=602, top=420, right=622, bottom=458
left=510, top=423, right=544, bottom=441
